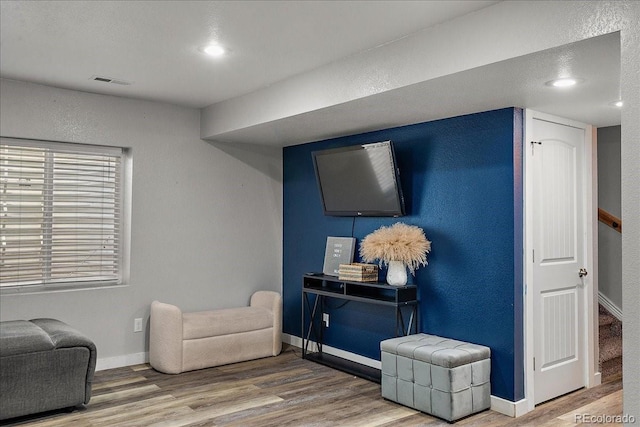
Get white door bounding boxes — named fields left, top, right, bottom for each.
left=530, top=116, right=589, bottom=405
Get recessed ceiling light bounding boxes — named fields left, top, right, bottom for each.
left=545, top=77, right=581, bottom=88
left=201, top=44, right=226, bottom=57
left=610, top=100, right=623, bottom=108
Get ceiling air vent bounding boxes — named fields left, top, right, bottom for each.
left=90, top=75, right=132, bottom=86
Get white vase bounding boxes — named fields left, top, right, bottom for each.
left=386, top=260, right=408, bottom=286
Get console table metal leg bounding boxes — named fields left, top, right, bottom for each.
left=408, top=305, right=417, bottom=334
left=395, top=305, right=419, bottom=336
left=301, top=293, right=305, bottom=358
left=303, top=293, right=322, bottom=358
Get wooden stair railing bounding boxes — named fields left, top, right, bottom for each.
left=598, top=208, right=622, bottom=233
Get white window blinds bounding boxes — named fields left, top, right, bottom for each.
left=0, top=138, right=124, bottom=288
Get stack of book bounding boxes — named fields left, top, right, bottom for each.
left=338, top=263, right=379, bottom=282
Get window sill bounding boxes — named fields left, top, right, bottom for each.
left=0, top=282, right=129, bottom=296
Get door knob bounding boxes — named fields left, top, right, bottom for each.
left=579, top=268, right=588, bottom=278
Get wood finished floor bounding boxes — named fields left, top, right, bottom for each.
left=2, top=346, right=623, bottom=427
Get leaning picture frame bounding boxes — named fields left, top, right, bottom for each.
left=322, top=236, right=356, bottom=276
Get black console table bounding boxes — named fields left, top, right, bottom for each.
left=301, top=273, right=418, bottom=382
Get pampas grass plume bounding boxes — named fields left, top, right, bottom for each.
left=359, top=223, right=431, bottom=275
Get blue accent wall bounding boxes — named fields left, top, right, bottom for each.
left=283, top=108, right=524, bottom=402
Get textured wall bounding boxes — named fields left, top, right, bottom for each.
left=620, top=5, right=640, bottom=418
left=0, top=79, right=283, bottom=367
left=283, top=108, right=523, bottom=401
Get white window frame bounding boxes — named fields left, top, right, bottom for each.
left=0, top=137, right=131, bottom=294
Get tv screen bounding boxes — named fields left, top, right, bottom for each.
left=312, top=141, right=405, bottom=217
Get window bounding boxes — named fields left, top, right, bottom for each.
left=0, top=138, right=129, bottom=291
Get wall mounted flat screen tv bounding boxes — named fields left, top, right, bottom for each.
left=312, top=141, right=405, bottom=217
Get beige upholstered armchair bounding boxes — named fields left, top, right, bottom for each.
left=150, top=291, right=282, bottom=374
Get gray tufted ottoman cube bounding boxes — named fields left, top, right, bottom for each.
left=381, top=334, right=491, bottom=422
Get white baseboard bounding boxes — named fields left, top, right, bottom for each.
left=593, top=371, right=602, bottom=387
left=284, top=333, right=526, bottom=417
left=282, top=333, right=380, bottom=369
left=95, top=351, right=148, bottom=371
left=490, top=395, right=530, bottom=417
left=598, top=292, right=622, bottom=321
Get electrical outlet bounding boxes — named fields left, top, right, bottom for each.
left=134, top=318, right=143, bottom=333
left=322, top=313, right=329, bottom=328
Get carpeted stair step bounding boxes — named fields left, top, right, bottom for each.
left=599, top=314, right=616, bottom=339
left=600, top=336, right=623, bottom=363
left=600, top=313, right=622, bottom=337
left=599, top=313, right=615, bottom=327
left=601, top=356, right=623, bottom=382
left=598, top=303, right=623, bottom=382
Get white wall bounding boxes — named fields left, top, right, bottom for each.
left=0, top=78, right=283, bottom=369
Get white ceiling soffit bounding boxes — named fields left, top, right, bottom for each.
left=0, top=1, right=621, bottom=148
left=0, top=0, right=499, bottom=108
left=206, top=32, right=621, bottom=147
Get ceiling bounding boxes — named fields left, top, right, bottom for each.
left=0, top=0, right=498, bottom=107
left=0, top=1, right=621, bottom=146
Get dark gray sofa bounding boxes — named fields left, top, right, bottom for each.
left=0, top=318, right=97, bottom=421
